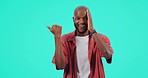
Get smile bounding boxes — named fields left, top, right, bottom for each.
left=79, top=25, right=85, bottom=28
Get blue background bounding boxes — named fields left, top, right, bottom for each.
left=0, top=0, right=148, bottom=78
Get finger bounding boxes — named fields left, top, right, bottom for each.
left=87, top=9, right=91, bottom=20
left=87, top=9, right=94, bottom=31
left=47, top=26, right=51, bottom=30
left=87, top=9, right=89, bottom=17
left=59, top=26, right=62, bottom=31
left=47, top=26, right=53, bottom=31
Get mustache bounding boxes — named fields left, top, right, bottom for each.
left=74, top=23, right=87, bottom=27
left=74, top=23, right=88, bottom=34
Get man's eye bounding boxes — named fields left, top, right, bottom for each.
left=76, top=18, right=80, bottom=20
left=84, top=17, right=87, bottom=20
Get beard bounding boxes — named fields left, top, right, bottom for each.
left=74, top=23, right=88, bottom=34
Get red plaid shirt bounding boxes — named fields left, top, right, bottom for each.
left=52, top=30, right=113, bottom=78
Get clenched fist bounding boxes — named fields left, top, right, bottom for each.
left=47, top=24, right=62, bottom=37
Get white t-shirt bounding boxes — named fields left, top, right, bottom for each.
left=76, top=35, right=90, bottom=78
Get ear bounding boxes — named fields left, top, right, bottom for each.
left=72, top=17, right=75, bottom=22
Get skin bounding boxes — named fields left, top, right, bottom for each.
left=47, top=6, right=113, bottom=69
left=47, top=24, right=66, bottom=69
left=73, top=6, right=89, bottom=36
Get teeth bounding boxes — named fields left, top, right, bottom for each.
left=79, top=25, right=85, bottom=27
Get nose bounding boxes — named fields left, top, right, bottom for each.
left=79, top=18, right=84, bottom=24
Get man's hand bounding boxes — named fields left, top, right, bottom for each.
left=87, top=9, right=94, bottom=32
left=47, top=24, right=62, bottom=37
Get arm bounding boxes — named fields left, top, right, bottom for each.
left=92, top=33, right=113, bottom=59
left=47, top=25, right=66, bottom=69
left=87, top=10, right=113, bottom=62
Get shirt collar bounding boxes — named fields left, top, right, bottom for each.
left=68, top=30, right=92, bottom=40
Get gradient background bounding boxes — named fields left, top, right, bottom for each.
left=0, top=0, right=148, bottom=78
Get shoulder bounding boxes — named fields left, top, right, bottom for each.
left=98, top=33, right=109, bottom=39
left=97, top=33, right=111, bottom=45
left=61, top=31, right=75, bottom=41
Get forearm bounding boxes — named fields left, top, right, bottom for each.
left=54, top=36, right=66, bottom=69
left=92, top=33, right=113, bottom=59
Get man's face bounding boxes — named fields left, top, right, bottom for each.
left=73, top=9, right=88, bottom=34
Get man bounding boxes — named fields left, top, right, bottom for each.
left=47, top=6, right=113, bottom=78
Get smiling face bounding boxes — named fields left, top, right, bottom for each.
left=73, top=6, right=89, bottom=36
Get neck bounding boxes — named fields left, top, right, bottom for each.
left=76, top=30, right=89, bottom=37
